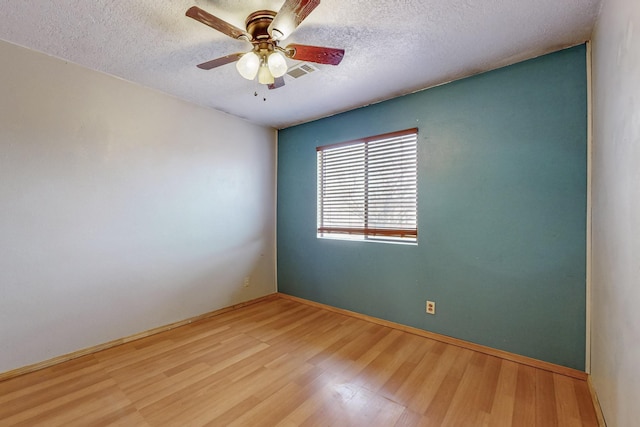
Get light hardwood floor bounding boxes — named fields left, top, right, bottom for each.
left=0, top=296, right=598, bottom=426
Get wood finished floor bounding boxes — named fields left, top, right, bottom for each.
left=0, top=297, right=598, bottom=426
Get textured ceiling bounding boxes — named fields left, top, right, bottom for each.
left=0, top=0, right=601, bottom=129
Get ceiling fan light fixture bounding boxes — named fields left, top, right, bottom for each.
left=236, top=51, right=260, bottom=80
left=258, top=63, right=275, bottom=85
left=187, top=1, right=340, bottom=89
left=267, top=51, right=288, bottom=78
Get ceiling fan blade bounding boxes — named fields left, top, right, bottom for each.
left=186, top=6, right=251, bottom=41
left=268, top=77, right=286, bottom=90
left=268, top=0, right=321, bottom=40
left=196, top=53, right=244, bottom=70
left=286, top=44, right=344, bottom=65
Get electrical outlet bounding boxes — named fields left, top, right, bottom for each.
left=426, top=300, right=436, bottom=315
left=243, top=277, right=250, bottom=287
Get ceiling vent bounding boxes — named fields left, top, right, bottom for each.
left=286, top=63, right=318, bottom=79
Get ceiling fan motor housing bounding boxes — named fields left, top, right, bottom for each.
left=246, top=10, right=277, bottom=41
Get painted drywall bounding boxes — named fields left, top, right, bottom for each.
left=278, top=46, right=587, bottom=369
left=591, top=0, right=640, bottom=425
left=0, top=40, right=276, bottom=374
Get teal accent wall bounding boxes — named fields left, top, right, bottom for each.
left=277, top=45, right=587, bottom=370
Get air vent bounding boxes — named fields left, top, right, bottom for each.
left=286, top=63, right=318, bottom=79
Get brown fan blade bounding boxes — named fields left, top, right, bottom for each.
left=186, top=6, right=251, bottom=41
left=197, top=53, right=244, bottom=70
left=268, top=0, right=321, bottom=40
left=286, top=44, right=344, bottom=65
left=268, top=77, right=286, bottom=90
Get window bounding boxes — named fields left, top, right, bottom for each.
left=317, top=128, right=418, bottom=243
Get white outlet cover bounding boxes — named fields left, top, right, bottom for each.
left=426, top=301, right=436, bottom=314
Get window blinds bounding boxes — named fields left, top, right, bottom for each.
left=317, top=128, right=418, bottom=242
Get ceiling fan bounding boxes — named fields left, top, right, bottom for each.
left=186, top=0, right=345, bottom=89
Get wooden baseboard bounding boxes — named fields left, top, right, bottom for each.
left=587, top=376, right=608, bottom=426
left=277, top=293, right=588, bottom=380
left=0, top=293, right=279, bottom=383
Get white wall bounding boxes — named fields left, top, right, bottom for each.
left=591, top=0, right=640, bottom=425
left=0, top=40, right=277, bottom=374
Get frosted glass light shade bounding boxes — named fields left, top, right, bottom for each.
left=258, top=64, right=275, bottom=85
left=236, top=52, right=260, bottom=80
left=267, top=51, right=288, bottom=78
